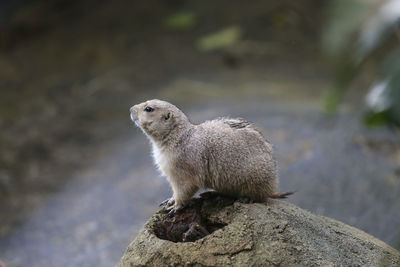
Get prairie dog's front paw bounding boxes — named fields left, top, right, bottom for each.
left=165, top=204, right=183, bottom=217
left=159, top=197, right=175, bottom=207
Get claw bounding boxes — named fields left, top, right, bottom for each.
left=164, top=205, right=174, bottom=211
left=166, top=208, right=178, bottom=217
left=159, top=199, right=169, bottom=206
left=237, top=197, right=254, bottom=204
left=167, top=198, right=175, bottom=206
left=164, top=205, right=184, bottom=218
left=159, top=197, right=175, bottom=207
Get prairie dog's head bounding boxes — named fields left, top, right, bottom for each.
left=130, top=99, right=189, bottom=142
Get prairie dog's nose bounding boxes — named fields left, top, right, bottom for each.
left=130, top=106, right=137, bottom=122
left=130, top=105, right=138, bottom=122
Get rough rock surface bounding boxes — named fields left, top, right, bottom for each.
left=118, top=197, right=400, bottom=266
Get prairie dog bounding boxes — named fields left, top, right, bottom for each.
left=130, top=99, right=284, bottom=212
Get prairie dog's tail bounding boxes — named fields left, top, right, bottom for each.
left=270, top=191, right=295, bottom=199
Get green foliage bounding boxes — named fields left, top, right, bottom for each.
left=382, top=48, right=400, bottom=125
left=363, top=110, right=390, bottom=127
left=323, top=0, right=400, bottom=127
left=164, top=11, right=197, bottom=31
left=322, top=0, right=369, bottom=58
left=196, top=26, right=242, bottom=51
left=324, top=90, right=342, bottom=114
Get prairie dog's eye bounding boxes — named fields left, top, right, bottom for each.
left=144, top=106, right=154, bottom=112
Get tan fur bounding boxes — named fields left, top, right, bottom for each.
left=130, top=99, right=278, bottom=210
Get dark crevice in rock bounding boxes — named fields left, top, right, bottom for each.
left=152, top=193, right=233, bottom=242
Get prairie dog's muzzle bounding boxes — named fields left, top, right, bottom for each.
left=130, top=106, right=138, bottom=122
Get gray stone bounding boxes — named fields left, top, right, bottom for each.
left=118, top=199, right=400, bottom=267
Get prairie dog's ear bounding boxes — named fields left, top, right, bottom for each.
left=163, top=112, right=171, bottom=121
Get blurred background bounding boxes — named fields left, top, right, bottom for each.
left=0, top=0, right=399, bottom=266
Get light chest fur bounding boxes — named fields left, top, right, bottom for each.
left=151, top=142, right=173, bottom=181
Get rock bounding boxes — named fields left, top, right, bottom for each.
left=118, top=196, right=400, bottom=266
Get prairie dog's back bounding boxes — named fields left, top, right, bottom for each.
left=194, top=118, right=277, bottom=201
